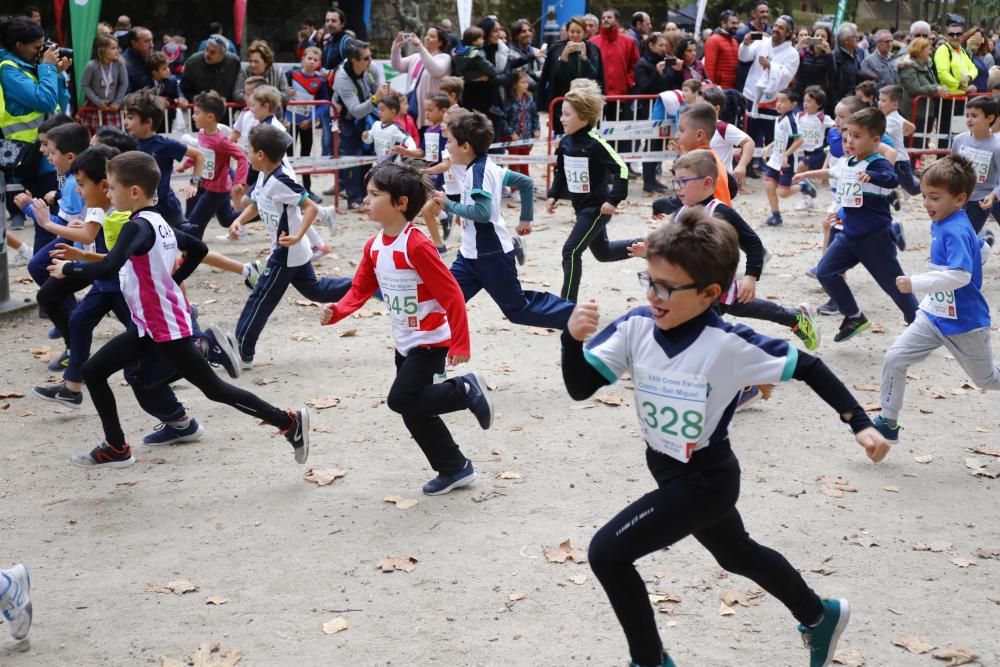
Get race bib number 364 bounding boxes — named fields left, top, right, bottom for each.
left=633, top=366, right=707, bottom=462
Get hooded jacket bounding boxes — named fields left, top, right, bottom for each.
left=704, top=29, right=739, bottom=89
left=590, top=24, right=639, bottom=95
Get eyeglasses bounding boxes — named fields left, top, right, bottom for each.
left=670, top=176, right=703, bottom=190
left=638, top=271, right=702, bottom=301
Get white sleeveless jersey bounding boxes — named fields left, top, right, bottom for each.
left=119, top=212, right=193, bottom=342
left=372, top=223, right=452, bottom=354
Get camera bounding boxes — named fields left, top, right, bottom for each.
left=807, top=37, right=822, bottom=46
left=42, top=41, right=74, bottom=59
left=663, top=56, right=677, bottom=66
left=750, top=32, right=765, bottom=41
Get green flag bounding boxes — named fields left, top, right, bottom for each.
left=831, top=0, right=849, bottom=35
left=69, top=0, right=102, bottom=107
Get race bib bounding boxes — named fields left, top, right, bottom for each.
left=960, top=146, right=991, bottom=184
left=920, top=290, right=958, bottom=319
left=564, top=155, right=590, bottom=193
left=374, top=137, right=393, bottom=160
left=257, top=197, right=281, bottom=237
left=424, top=132, right=440, bottom=163
left=381, top=273, right=420, bottom=329
left=201, top=148, right=216, bottom=180
left=802, top=128, right=823, bottom=150
left=633, top=366, right=707, bottom=463
left=837, top=171, right=863, bottom=208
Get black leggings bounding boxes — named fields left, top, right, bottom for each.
left=37, top=274, right=90, bottom=343
left=588, top=446, right=822, bottom=665
left=387, top=347, right=470, bottom=476
left=82, top=328, right=291, bottom=447
left=561, top=206, right=638, bottom=303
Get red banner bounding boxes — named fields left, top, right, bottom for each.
left=233, top=0, right=247, bottom=48
left=53, top=0, right=65, bottom=44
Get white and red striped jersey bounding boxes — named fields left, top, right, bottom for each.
left=323, top=223, right=471, bottom=356
left=119, top=211, right=193, bottom=342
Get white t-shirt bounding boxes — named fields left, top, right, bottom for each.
left=796, top=111, right=834, bottom=153
left=884, top=110, right=909, bottom=162
left=250, top=167, right=312, bottom=267
left=766, top=113, right=798, bottom=172
left=233, top=111, right=257, bottom=148
left=366, top=121, right=417, bottom=163
left=711, top=121, right=751, bottom=173
left=458, top=154, right=513, bottom=259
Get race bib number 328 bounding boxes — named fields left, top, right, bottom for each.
left=632, top=366, right=707, bottom=462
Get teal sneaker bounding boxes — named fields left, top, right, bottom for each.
left=872, top=415, right=900, bottom=442
left=628, top=653, right=676, bottom=667
left=798, top=597, right=850, bottom=667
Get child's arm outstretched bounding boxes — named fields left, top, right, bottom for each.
left=792, top=168, right=829, bottom=184
left=561, top=300, right=612, bottom=399
left=320, top=238, right=380, bottom=325
left=504, top=169, right=534, bottom=235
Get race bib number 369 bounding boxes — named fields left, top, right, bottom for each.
left=632, top=366, right=707, bottom=462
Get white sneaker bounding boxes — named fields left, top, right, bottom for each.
left=11, top=244, right=33, bottom=265
left=317, top=205, right=338, bottom=234
left=1, top=563, right=32, bottom=641
left=793, top=193, right=814, bottom=210
left=242, top=260, right=261, bottom=291
left=217, top=227, right=247, bottom=244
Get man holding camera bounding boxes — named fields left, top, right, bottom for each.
left=738, top=15, right=799, bottom=174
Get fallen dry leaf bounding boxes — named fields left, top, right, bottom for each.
left=719, top=602, right=736, bottom=616
left=376, top=555, right=417, bottom=573
left=932, top=645, right=980, bottom=665
left=892, top=634, right=936, bottom=654
left=852, top=384, right=879, bottom=392
left=322, top=616, right=349, bottom=635
left=189, top=643, right=242, bottom=667
left=543, top=539, right=588, bottom=564
left=147, top=579, right=199, bottom=594
left=914, top=455, right=934, bottom=464
left=205, top=596, right=229, bottom=606
left=508, top=592, right=526, bottom=602
left=913, top=541, right=952, bottom=553
left=848, top=534, right=879, bottom=548
left=383, top=496, right=418, bottom=509
left=29, top=345, right=52, bottom=359
left=304, top=468, right=346, bottom=486
left=966, top=446, right=1000, bottom=457
left=338, top=329, right=358, bottom=338
left=568, top=574, right=588, bottom=585
left=498, top=471, right=522, bottom=480
left=306, top=396, right=341, bottom=409
left=950, top=557, right=974, bottom=568
left=833, top=649, right=866, bottom=666
left=0, top=391, right=24, bottom=399
left=883, top=485, right=900, bottom=493
left=595, top=393, right=623, bottom=406
left=719, top=588, right=751, bottom=607
left=289, top=331, right=317, bottom=342
left=974, top=547, right=1000, bottom=559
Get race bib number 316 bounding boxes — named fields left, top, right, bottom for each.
left=633, top=366, right=707, bottom=462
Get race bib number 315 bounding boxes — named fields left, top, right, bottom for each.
left=633, top=366, right=707, bottom=462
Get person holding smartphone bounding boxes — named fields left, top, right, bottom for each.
left=538, top=17, right=604, bottom=135
left=795, top=25, right=834, bottom=99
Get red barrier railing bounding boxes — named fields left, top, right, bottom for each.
left=906, top=92, right=992, bottom=157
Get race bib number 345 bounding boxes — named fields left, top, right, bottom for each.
left=633, top=366, right=707, bottom=462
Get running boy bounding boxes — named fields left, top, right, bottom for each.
left=437, top=110, right=574, bottom=326
left=813, top=107, right=916, bottom=341
left=47, top=151, right=310, bottom=468
left=320, top=163, right=493, bottom=495
left=637, top=150, right=820, bottom=350
left=792, top=86, right=832, bottom=210
left=364, top=95, right=417, bottom=163
left=123, top=89, right=203, bottom=228
left=183, top=90, right=249, bottom=239
left=761, top=89, right=812, bottom=226
left=230, top=125, right=351, bottom=369
left=875, top=155, right=1000, bottom=441
left=561, top=208, right=890, bottom=667
left=877, top=85, right=920, bottom=197
left=547, top=85, right=642, bottom=303
left=950, top=95, right=1000, bottom=240
left=699, top=87, right=755, bottom=191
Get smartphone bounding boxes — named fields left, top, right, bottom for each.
left=750, top=32, right=765, bottom=41
left=807, top=37, right=821, bottom=46
left=663, top=56, right=677, bottom=66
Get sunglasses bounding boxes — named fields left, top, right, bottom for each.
left=948, top=32, right=963, bottom=37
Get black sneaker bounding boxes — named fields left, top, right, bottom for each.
left=817, top=299, right=840, bottom=316
left=47, top=350, right=69, bottom=372
left=70, top=441, right=135, bottom=468
left=891, top=221, right=906, bottom=252
left=32, top=382, right=83, bottom=408
left=981, top=229, right=996, bottom=248
left=888, top=190, right=900, bottom=211
left=462, top=372, right=494, bottom=430
left=200, top=324, right=241, bottom=379
left=281, top=408, right=311, bottom=464
left=834, top=314, right=871, bottom=343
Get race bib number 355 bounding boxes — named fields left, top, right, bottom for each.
left=633, top=366, right=707, bottom=462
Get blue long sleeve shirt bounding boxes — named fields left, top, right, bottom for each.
left=0, top=49, right=70, bottom=175
left=840, top=155, right=899, bottom=238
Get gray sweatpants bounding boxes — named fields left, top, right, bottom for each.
left=881, top=311, right=1000, bottom=421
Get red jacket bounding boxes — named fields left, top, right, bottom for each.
left=704, top=31, right=739, bottom=89
left=590, top=25, right=639, bottom=95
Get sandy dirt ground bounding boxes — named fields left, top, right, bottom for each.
left=2, top=146, right=1000, bottom=667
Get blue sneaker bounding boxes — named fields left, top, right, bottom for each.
left=422, top=460, right=477, bottom=496
left=629, top=653, right=677, bottom=667
left=1, top=563, right=32, bottom=640
left=513, top=236, right=526, bottom=265
left=143, top=418, right=205, bottom=446
left=872, top=415, right=900, bottom=442
left=891, top=221, right=906, bottom=251
left=47, top=325, right=60, bottom=340
left=201, top=324, right=241, bottom=379
left=800, top=178, right=818, bottom=199
left=462, top=372, right=494, bottom=429
left=763, top=212, right=783, bottom=227
left=798, top=597, right=850, bottom=667
left=735, top=385, right=761, bottom=412
left=805, top=266, right=818, bottom=280
left=47, top=349, right=69, bottom=372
